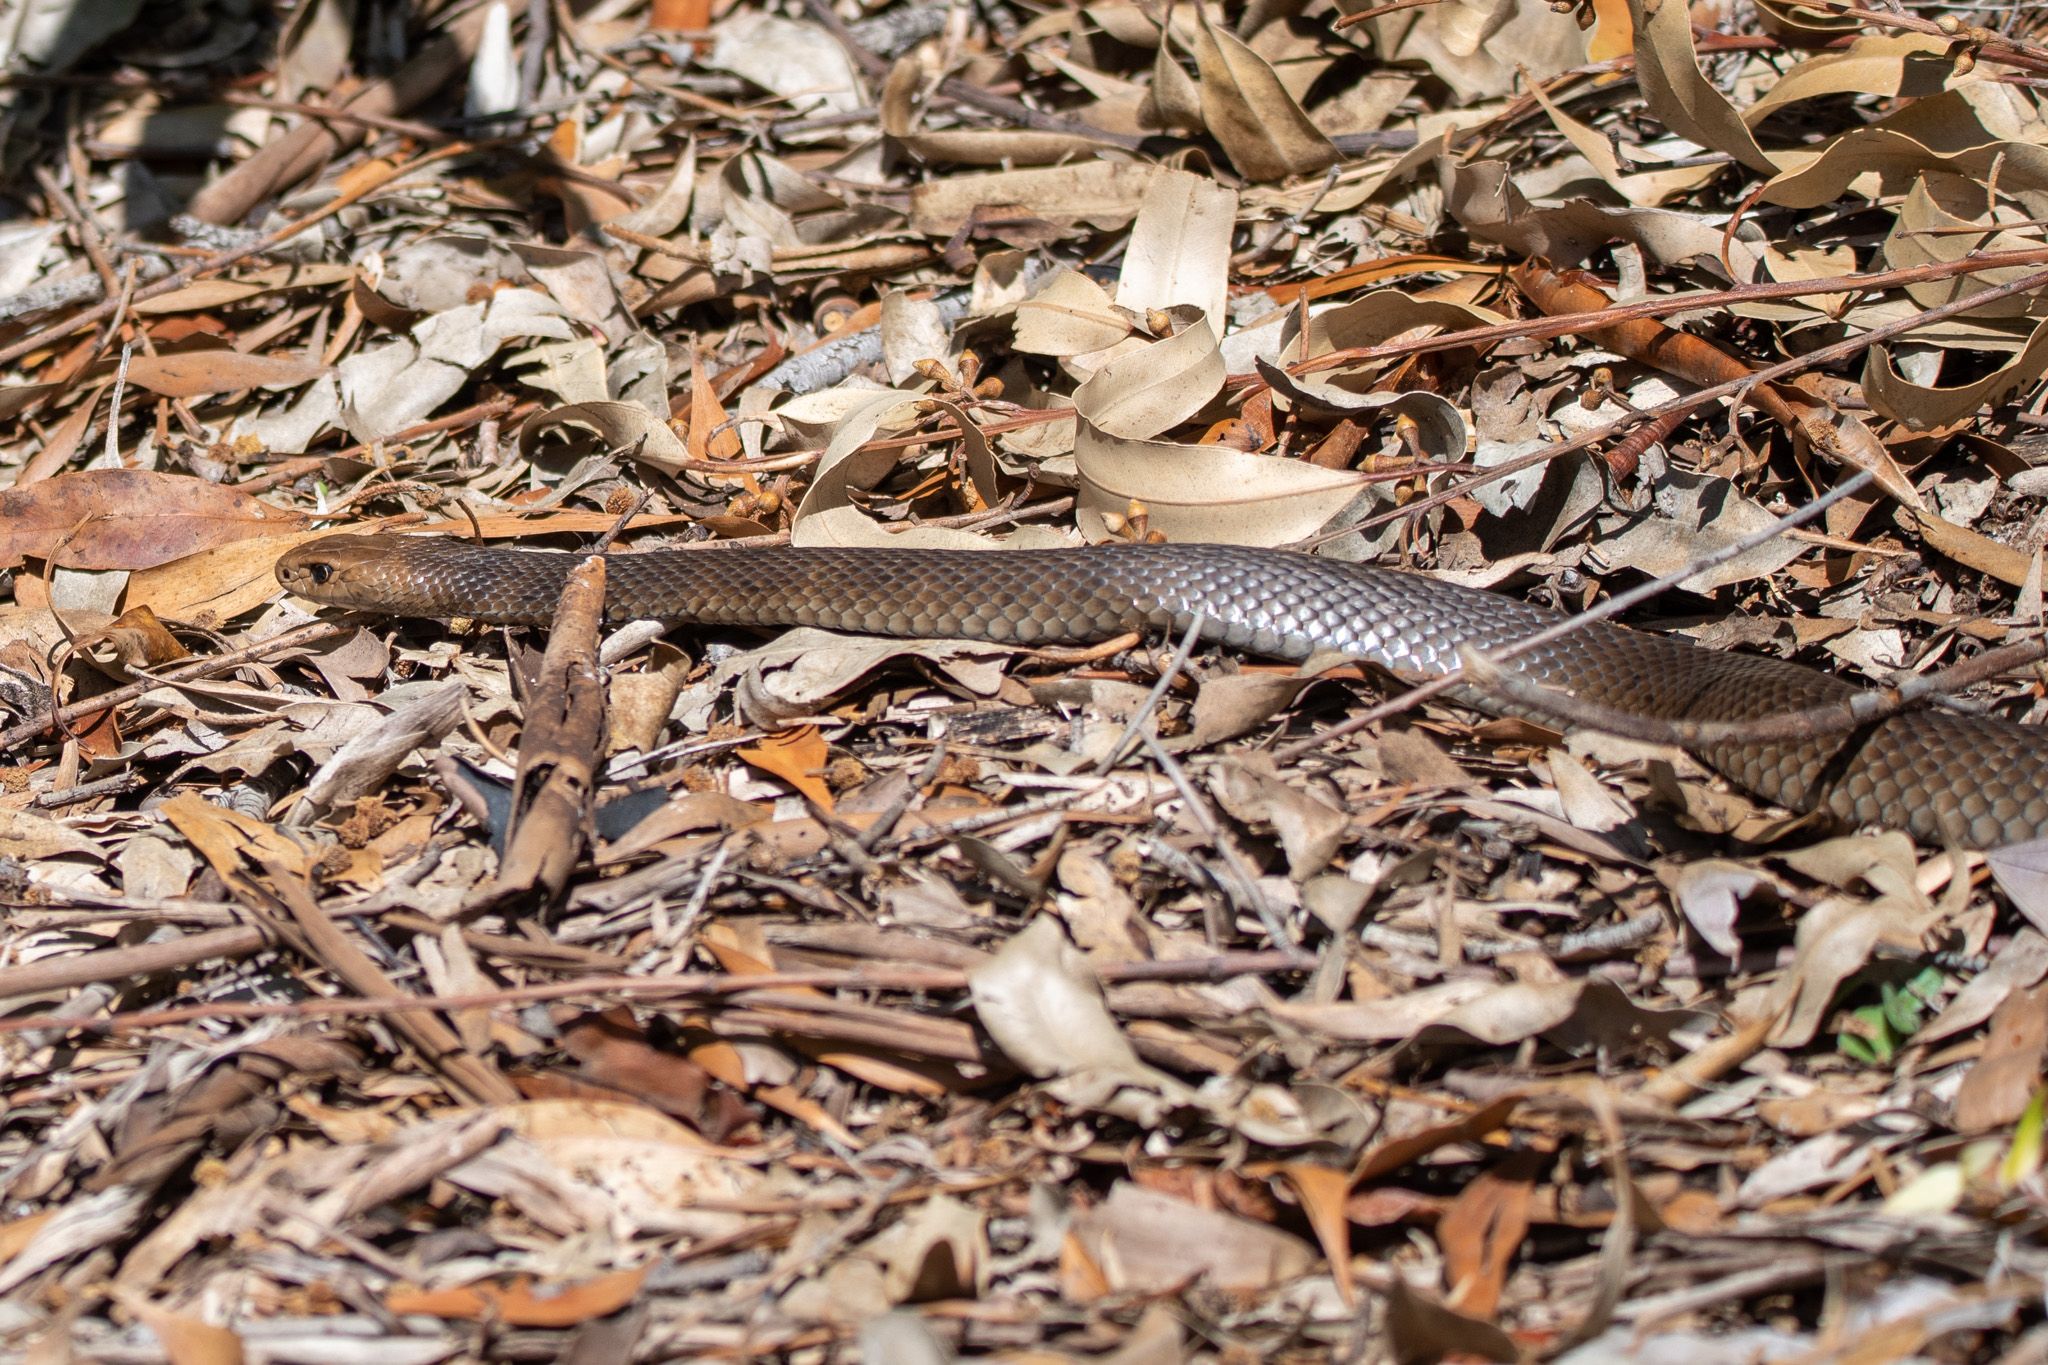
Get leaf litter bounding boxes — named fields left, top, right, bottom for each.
left=0, top=0, right=2046, bottom=1359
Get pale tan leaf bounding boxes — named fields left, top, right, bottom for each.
left=126, top=531, right=336, bottom=622
left=1866, top=318, right=2048, bottom=431
left=130, top=263, right=355, bottom=315
left=1765, top=894, right=1934, bottom=1048
left=0, top=807, right=106, bottom=861
left=1527, top=80, right=1720, bottom=207
left=1741, top=33, right=1955, bottom=131
left=1763, top=92, right=2048, bottom=210
left=1074, top=428, right=1367, bottom=546
left=1113, top=167, right=1236, bottom=337
left=1013, top=269, right=1134, bottom=357
left=968, top=916, right=1192, bottom=1124
left=1627, top=0, right=1776, bottom=174
left=517, top=399, right=694, bottom=476
left=908, top=161, right=1163, bottom=237
left=1954, top=982, right=2048, bottom=1131
left=1068, top=1183, right=1316, bottom=1294
left=1186, top=7, right=1337, bottom=182
left=790, top=390, right=1003, bottom=546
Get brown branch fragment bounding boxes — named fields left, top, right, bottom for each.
left=1295, top=244, right=2048, bottom=382
left=489, top=554, right=609, bottom=904
left=1338, top=262, right=2048, bottom=587
left=258, top=860, right=520, bottom=1107
left=0, top=952, right=1317, bottom=1038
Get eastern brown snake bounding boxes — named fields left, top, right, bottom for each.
left=275, top=533, right=2048, bottom=849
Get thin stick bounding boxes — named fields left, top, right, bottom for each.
left=1335, top=262, right=2048, bottom=540
left=0, top=141, right=482, bottom=369
left=1462, top=634, right=2047, bottom=749
left=0, top=952, right=1314, bottom=1037
left=0, top=619, right=352, bottom=755
left=1274, top=471, right=1880, bottom=760
left=1096, top=612, right=1207, bottom=775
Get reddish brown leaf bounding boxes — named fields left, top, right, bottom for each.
left=122, top=348, right=328, bottom=399
left=0, top=469, right=305, bottom=571
left=1352, top=1097, right=1520, bottom=1184
left=1260, top=1162, right=1358, bottom=1304
left=1437, top=1154, right=1538, bottom=1320
left=1510, top=259, right=1923, bottom=506
left=688, top=354, right=743, bottom=462
left=554, top=1007, right=753, bottom=1141
left=86, top=606, right=189, bottom=667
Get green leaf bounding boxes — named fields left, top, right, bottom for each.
left=2002, top=1088, right=2048, bottom=1189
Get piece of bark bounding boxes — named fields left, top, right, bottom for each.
left=492, top=554, right=608, bottom=904
left=187, top=24, right=482, bottom=226
left=262, top=860, right=519, bottom=1107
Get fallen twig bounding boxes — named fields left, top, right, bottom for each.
left=0, top=619, right=352, bottom=756
left=1275, top=471, right=1880, bottom=760
left=0, top=951, right=1316, bottom=1037
left=1462, top=634, right=2048, bottom=749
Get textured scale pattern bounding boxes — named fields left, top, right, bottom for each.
left=275, top=534, right=2048, bottom=849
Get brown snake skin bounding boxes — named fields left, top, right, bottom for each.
left=275, top=533, right=2048, bottom=849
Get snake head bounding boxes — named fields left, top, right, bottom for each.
left=275, top=534, right=402, bottom=606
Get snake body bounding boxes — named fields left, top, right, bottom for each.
left=274, top=534, right=2048, bottom=849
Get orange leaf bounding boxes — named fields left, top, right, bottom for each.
left=738, top=726, right=834, bottom=813
left=651, top=0, right=710, bottom=31
left=547, top=119, right=581, bottom=163
left=329, top=156, right=403, bottom=201
left=129, top=1304, right=246, bottom=1365
left=158, top=791, right=312, bottom=887
left=688, top=355, right=744, bottom=463
left=0, top=1210, right=53, bottom=1262
left=1259, top=254, right=1493, bottom=305
left=1587, top=0, right=1633, bottom=61
left=1436, top=1155, right=1537, bottom=1319
left=1059, top=1229, right=1112, bottom=1302
left=1258, top=1162, right=1357, bottom=1303
left=386, top=1265, right=648, bottom=1327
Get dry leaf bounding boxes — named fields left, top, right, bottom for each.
left=386, top=1266, right=649, bottom=1327
left=0, top=469, right=305, bottom=571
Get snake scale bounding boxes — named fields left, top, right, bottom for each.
left=275, top=533, right=2048, bottom=849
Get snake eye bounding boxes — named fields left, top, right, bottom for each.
left=307, top=561, right=333, bottom=585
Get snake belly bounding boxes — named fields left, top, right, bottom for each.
left=273, top=533, right=2048, bottom=849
